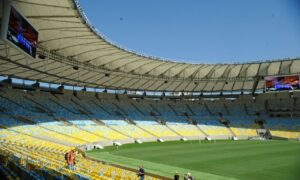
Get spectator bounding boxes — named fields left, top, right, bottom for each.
left=184, top=173, right=188, bottom=180
left=187, top=172, right=194, bottom=180
left=174, top=172, right=180, bottom=180
left=64, top=151, right=69, bottom=166
left=67, top=149, right=76, bottom=170
left=137, top=165, right=145, bottom=180
left=184, top=172, right=193, bottom=180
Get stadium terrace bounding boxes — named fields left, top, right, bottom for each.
left=0, top=0, right=299, bottom=180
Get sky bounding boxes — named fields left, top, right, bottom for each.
left=79, top=0, right=300, bottom=64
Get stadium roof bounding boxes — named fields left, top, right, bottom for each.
left=0, top=0, right=300, bottom=92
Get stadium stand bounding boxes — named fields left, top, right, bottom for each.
left=0, top=0, right=300, bottom=179
left=1, top=87, right=299, bottom=144
left=167, top=124, right=206, bottom=138
left=0, top=124, right=160, bottom=179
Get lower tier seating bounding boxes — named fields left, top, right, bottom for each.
left=138, top=125, right=178, bottom=137
left=110, top=125, right=153, bottom=139
left=198, top=125, right=232, bottom=137
left=270, top=130, right=300, bottom=139
left=0, top=128, right=159, bottom=180
left=230, top=127, right=257, bottom=137
left=168, top=124, right=205, bottom=137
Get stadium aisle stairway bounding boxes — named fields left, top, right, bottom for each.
left=198, top=125, right=232, bottom=138
left=71, top=120, right=128, bottom=141
left=230, top=127, right=257, bottom=137
left=41, top=123, right=106, bottom=143
left=167, top=124, right=205, bottom=137
left=138, top=125, right=178, bottom=138
left=10, top=125, right=86, bottom=146
left=110, top=125, right=153, bottom=139
left=228, top=117, right=258, bottom=137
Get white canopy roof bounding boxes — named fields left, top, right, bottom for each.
left=0, top=0, right=299, bottom=92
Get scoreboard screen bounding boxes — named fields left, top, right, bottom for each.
left=265, top=76, right=299, bottom=91
left=1, top=3, right=38, bottom=58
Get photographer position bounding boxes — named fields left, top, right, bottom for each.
left=137, top=165, right=145, bottom=180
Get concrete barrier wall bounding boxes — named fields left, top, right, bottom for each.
left=139, top=137, right=158, bottom=142
left=161, top=136, right=181, bottom=141
left=210, top=135, right=232, bottom=140
left=236, top=136, right=250, bottom=140
left=184, top=136, right=206, bottom=140
left=82, top=134, right=251, bottom=150
left=117, top=139, right=135, bottom=144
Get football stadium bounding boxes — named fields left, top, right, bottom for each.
left=0, top=0, right=300, bottom=180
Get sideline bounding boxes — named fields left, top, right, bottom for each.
left=87, top=151, right=236, bottom=180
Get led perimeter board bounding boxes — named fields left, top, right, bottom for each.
left=1, top=1, right=38, bottom=59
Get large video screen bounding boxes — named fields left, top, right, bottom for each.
left=265, top=76, right=300, bottom=91
left=5, top=6, right=38, bottom=58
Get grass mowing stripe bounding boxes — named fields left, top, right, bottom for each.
left=87, top=140, right=300, bottom=180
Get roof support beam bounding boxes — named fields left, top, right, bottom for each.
left=114, top=57, right=145, bottom=71
left=51, top=41, right=106, bottom=52
left=103, top=54, right=135, bottom=68
left=39, top=35, right=95, bottom=44
left=27, top=15, right=78, bottom=19
left=69, top=47, right=116, bottom=57
left=173, top=64, right=193, bottom=78
left=38, top=27, right=87, bottom=31
left=189, top=65, right=210, bottom=79
left=251, top=77, right=260, bottom=95
left=15, top=0, right=75, bottom=9
left=159, top=63, right=184, bottom=77
left=84, top=50, right=125, bottom=63
left=144, top=80, right=161, bottom=90
left=0, top=55, right=99, bottom=87
left=127, top=60, right=155, bottom=73
left=32, top=18, right=81, bottom=24
left=141, top=61, right=169, bottom=75
left=117, top=78, right=139, bottom=89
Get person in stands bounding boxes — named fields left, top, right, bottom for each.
left=137, top=165, right=145, bottom=180
left=187, top=172, right=194, bottom=180
left=174, top=172, right=180, bottom=180
left=184, top=173, right=188, bottom=180
left=184, top=172, right=194, bottom=180
left=67, top=148, right=76, bottom=170
left=64, top=151, right=69, bottom=166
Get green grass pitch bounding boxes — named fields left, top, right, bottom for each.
left=87, top=140, right=300, bottom=180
